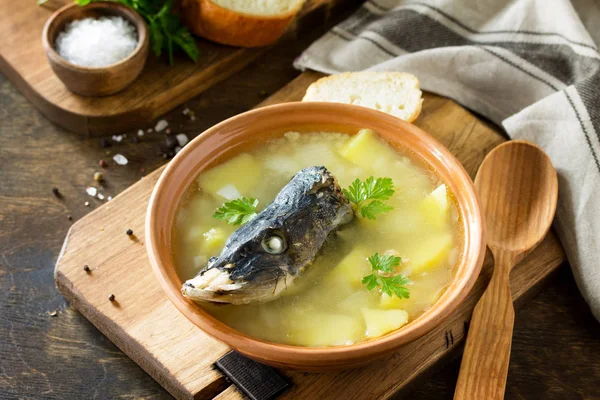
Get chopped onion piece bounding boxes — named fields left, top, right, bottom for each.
left=216, top=184, right=242, bottom=200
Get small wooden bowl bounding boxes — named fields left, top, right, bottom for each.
left=146, top=102, right=486, bottom=371
left=42, top=2, right=149, bottom=97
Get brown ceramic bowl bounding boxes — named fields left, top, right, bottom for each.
left=42, top=2, right=149, bottom=96
left=146, top=102, right=485, bottom=371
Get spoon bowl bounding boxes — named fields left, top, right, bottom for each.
left=475, top=140, right=558, bottom=257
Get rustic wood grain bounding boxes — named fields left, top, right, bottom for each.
left=54, top=71, right=564, bottom=399
left=1, top=20, right=599, bottom=400
left=0, top=0, right=359, bottom=136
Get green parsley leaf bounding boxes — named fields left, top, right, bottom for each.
left=74, top=0, right=200, bottom=64
left=379, top=275, right=411, bottom=299
left=361, top=274, right=379, bottom=291
left=213, top=197, right=259, bottom=226
left=360, top=200, right=393, bottom=220
left=342, top=178, right=366, bottom=205
left=363, top=176, right=394, bottom=201
left=362, top=252, right=410, bottom=299
left=368, top=253, right=400, bottom=273
left=343, top=176, right=395, bottom=219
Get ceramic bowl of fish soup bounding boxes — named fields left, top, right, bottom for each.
left=146, top=102, right=485, bottom=371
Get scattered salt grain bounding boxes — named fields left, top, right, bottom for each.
left=84, top=201, right=90, bottom=207
left=137, top=129, right=144, bottom=137
left=147, top=128, right=153, bottom=133
left=175, top=133, right=188, bottom=147
left=175, top=146, right=182, bottom=154
left=113, top=154, right=128, bottom=165
left=182, top=108, right=191, bottom=116
left=86, top=187, right=97, bottom=197
left=112, top=134, right=123, bottom=143
left=155, top=119, right=168, bottom=132
left=97, top=193, right=105, bottom=200
left=107, top=196, right=113, bottom=201
left=55, top=17, right=138, bottom=68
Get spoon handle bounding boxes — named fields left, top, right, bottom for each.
left=454, top=254, right=516, bottom=400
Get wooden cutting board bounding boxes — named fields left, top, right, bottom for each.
left=54, top=71, right=566, bottom=400
left=0, top=0, right=355, bottom=136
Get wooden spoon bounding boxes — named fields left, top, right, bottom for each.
left=454, top=140, right=558, bottom=400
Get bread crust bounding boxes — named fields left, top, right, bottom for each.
left=302, top=72, right=423, bottom=123
left=180, top=0, right=303, bottom=47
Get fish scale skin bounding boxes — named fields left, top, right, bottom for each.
left=183, top=166, right=354, bottom=304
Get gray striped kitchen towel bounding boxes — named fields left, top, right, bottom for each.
left=294, top=0, right=600, bottom=321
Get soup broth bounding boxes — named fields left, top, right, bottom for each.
left=172, top=130, right=460, bottom=346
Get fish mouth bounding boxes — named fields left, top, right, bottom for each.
left=182, top=266, right=292, bottom=304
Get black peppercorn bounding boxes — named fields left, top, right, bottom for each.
left=52, top=187, right=60, bottom=197
left=108, top=294, right=115, bottom=302
left=126, top=229, right=133, bottom=236
left=83, top=265, right=90, bottom=272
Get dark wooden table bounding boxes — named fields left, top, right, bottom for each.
left=1, top=22, right=599, bottom=400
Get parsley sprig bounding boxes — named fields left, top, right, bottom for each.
left=213, top=197, right=259, bottom=226
left=343, top=177, right=395, bottom=220
left=74, top=0, right=200, bottom=64
left=362, top=253, right=411, bottom=299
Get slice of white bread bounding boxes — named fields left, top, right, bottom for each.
left=302, top=72, right=423, bottom=122
left=180, top=0, right=305, bottom=48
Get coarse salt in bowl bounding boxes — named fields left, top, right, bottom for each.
left=42, top=2, right=149, bottom=96
left=56, top=16, right=138, bottom=68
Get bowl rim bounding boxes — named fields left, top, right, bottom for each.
left=146, top=102, right=486, bottom=365
left=42, top=1, right=148, bottom=71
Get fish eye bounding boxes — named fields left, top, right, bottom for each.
left=262, top=234, right=286, bottom=254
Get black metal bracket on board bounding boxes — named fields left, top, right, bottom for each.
left=214, top=351, right=290, bottom=400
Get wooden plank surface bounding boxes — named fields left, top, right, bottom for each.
left=0, top=0, right=357, bottom=136
left=53, top=71, right=565, bottom=400
left=3, top=35, right=600, bottom=400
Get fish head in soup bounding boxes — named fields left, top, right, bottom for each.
left=182, top=166, right=354, bottom=304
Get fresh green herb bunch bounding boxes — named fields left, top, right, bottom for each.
left=362, top=253, right=411, bottom=299
left=74, top=0, right=200, bottom=64
left=213, top=197, right=259, bottom=226
left=343, top=176, right=395, bottom=220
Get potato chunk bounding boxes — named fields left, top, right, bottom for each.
left=202, top=228, right=227, bottom=254
left=197, top=153, right=262, bottom=198
left=288, top=312, right=364, bottom=346
left=362, top=308, right=409, bottom=338
left=420, top=184, right=449, bottom=229
left=339, top=129, right=397, bottom=171
left=409, top=234, right=453, bottom=274
left=327, top=248, right=371, bottom=288
left=379, top=293, right=408, bottom=309
left=337, top=290, right=372, bottom=314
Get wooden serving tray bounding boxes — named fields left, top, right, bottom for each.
left=54, top=71, right=566, bottom=399
left=0, top=0, right=355, bottom=136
